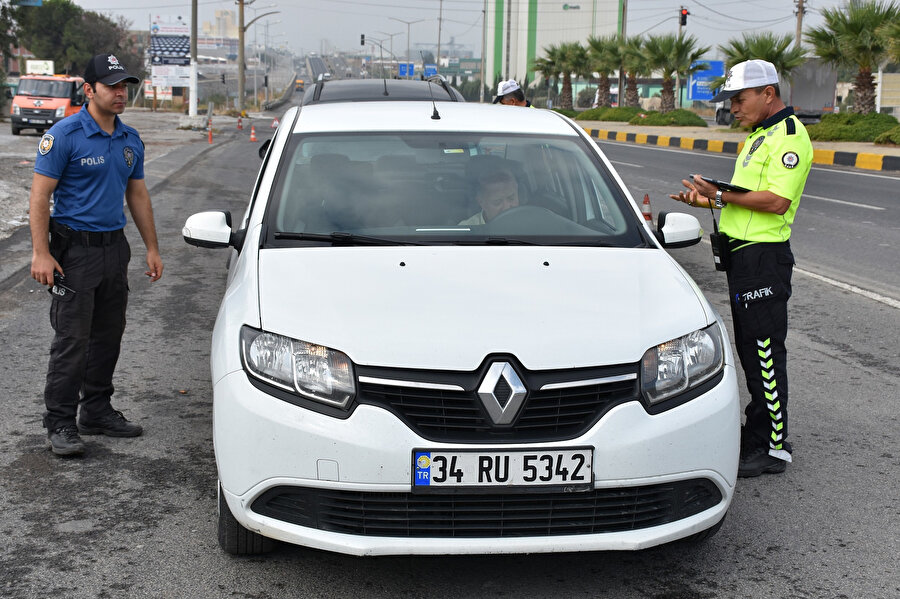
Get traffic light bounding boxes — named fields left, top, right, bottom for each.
left=361, top=34, right=365, bottom=46
left=220, top=73, right=226, bottom=84
left=680, top=7, right=689, bottom=26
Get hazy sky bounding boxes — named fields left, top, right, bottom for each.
left=71, top=0, right=845, bottom=58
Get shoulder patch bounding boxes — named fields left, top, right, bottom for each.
left=782, top=152, right=799, bottom=169
left=786, top=118, right=796, bottom=135
left=38, top=133, right=55, bottom=155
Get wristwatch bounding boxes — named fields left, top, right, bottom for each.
left=714, top=189, right=726, bottom=209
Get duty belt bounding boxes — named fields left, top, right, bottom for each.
left=50, top=220, right=125, bottom=247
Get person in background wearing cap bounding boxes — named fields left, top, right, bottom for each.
left=669, top=59, right=812, bottom=478
left=493, top=80, right=532, bottom=107
left=29, top=53, right=163, bottom=457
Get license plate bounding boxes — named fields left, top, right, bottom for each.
left=412, top=447, right=593, bottom=492
left=26, top=119, right=47, bottom=124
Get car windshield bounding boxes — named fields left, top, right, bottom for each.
left=16, top=79, right=73, bottom=98
left=265, top=132, right=646, bottom=247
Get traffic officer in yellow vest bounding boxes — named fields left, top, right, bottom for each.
left=669, top=59, right=812, bottom=477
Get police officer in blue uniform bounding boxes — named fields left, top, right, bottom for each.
left=29, top=53, right=163, bottom=456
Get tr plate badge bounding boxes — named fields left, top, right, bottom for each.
left=123, top=146, right=134, bottom=168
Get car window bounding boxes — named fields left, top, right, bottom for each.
left=16, top=79, right=72, bottom=98
left=265, top=132, right=645, bottom=247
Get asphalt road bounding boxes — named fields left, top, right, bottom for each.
left=1, top=124, right=898, bottom=598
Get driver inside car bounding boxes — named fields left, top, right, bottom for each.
left=459, top=168, right=520, bottom=225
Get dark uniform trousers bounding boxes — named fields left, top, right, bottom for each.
left=726, top=239, right=794, bottom=456
left=43, top=221, right=130, bottom=431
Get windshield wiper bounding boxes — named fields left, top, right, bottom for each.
left=274, top=231, right=423, bottom=246
left=455, top=237, right=539, bottom=246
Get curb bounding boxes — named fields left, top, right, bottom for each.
left=585, top=128, right=900, bottom=172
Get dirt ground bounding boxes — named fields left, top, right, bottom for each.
left=0, top=109, right=207, bottom=242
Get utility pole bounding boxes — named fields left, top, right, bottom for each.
left=676, top=7, right=687, bottom=109
left=794, top=0, right=806, bottom=49
left=617, top=0, right=627, bottom=106
left=237, top=1, right=279, bottom=114
left=437, top=0, right=444, bottom=73
left=480, top=0, right=487, bottom=102
left=189, top=0, right=197, bottom=116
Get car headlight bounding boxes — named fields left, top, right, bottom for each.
left=240, top=325, right=355, bottom=409
left=12, top=104, right=20, bottom=116
left=55, top=106, right=66, bottom=118
left=641, top=324, right=724, bottom=405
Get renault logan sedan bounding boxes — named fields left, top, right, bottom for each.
left=183, top=90, right=740, bottom=556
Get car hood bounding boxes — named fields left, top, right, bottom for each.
left=257, top=246, right=710, bottom=370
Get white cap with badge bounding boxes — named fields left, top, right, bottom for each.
left=711, top=59, right=779, bottom=103
left=493, top=80, right=521, bottom=104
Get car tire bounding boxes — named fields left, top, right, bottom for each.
left=217, top=482, right=277, bottom=555
left=11, top=126, right=21, bottom=136
left=680, top=513, right=726, bottom=544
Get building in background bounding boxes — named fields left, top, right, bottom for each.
left=484, top=0, right=620, bottom=87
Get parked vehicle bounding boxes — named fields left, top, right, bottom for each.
left=183, top=84, right=740, bottom=556
left=9, top=74, right=85, bottom=135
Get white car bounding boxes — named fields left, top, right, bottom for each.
left=184, top=84, right=740, bottom=556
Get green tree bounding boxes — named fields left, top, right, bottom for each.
left=13, top=0, right=143, bottom=77
left=586, top=34, right=620, bottom=108
left=534, top=42, right=591, bottom=110
left=642, top=33, right=710, bottom=113
left=883, top=19, right=900, bottom=63
left=716, top=32, right=807, bottom=89
left=620, top=37, right=648, bottom=108
left=805, top=0, right=900, bottom=114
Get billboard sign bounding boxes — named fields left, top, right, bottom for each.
left=689, top=60, right=725, bottom=101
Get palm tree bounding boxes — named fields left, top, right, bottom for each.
left=534, top=42, right=591, bottom=110
left=620, top=37, right=648, bottom=108
left=805, top=0, right=900, bottom=114
left=882, top=19, right=900, bottom=63
left=642, top=33, right=711, bottom=113
left=717, top=32, right=807, bottom=89
left=587, top=35, right=620, bottom=108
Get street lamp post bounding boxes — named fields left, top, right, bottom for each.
left=376, top=31, right=403, bottom=77
left=389, top=17, right=425, bottom=80
left=236, top=0, right=279, bottom=114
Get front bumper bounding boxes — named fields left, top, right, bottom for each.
left=214, top=365, right=740, bottom=555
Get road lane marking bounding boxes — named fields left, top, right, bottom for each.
left=803, top=194, right=885, bottom=211
left=609, top=160, right=644, bottom=168
left=695, top=238, right=899, bottom=309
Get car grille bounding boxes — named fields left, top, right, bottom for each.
left=357, top=362, right=640, bottom=443
left=20, top=108, right=53, bottom=118
left=251, top=479, right=722, bottom=538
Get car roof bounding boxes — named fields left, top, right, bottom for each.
left=291, top=101, right=580, bottom=136
left=301, top=78, right=465, bottom=105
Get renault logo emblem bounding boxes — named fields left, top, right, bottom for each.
left=478, top=362, right=526, bottom=425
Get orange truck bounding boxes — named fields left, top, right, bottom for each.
left=9, top=73, right=85, bottom=135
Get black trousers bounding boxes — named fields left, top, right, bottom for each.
left=726, top=240, right=794, bottom=461
left=43, top=235, right=130, bottom=431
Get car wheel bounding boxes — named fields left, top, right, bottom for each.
left=217, top=482, right=277, bottom=555
left=11, top=126, right=21, bottom=136
left=680, top=513, right=726, bottom=544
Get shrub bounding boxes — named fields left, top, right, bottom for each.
left=874, top=125, right=900, bottom=145
left=574, top=107, right=609, bottom=121
left=596, top=106, right=642, bottom=122
left=629, top=109, right=707, bottom=127
left=550, top=107, right=578, bottom=118
left=806, top=112, right=899, bottom=142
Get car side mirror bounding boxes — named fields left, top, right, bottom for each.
left=654, top=211, right=703, bottom=248
left=258, top=138, right=271, bottom=159
left=183, top=210, right=242, bottom=250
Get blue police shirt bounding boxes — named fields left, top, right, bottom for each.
left=34, top=104, right=144, bottom=232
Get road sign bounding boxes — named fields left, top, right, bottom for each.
left=398, top=63, right=415, bottom=78
left=424, top=64, right=437, bottom=78
left=689, top=60, right=725, bottom=102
